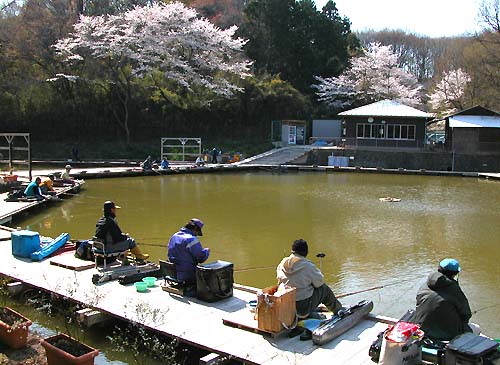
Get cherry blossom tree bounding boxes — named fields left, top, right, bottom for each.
left=314, top=42, right=423, bottom=109
left=428, top=68, right=471, bottom=116
left=52, top=1, right=251, bottom=144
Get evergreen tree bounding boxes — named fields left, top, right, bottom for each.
left=240, top=0, right=356, bottom=94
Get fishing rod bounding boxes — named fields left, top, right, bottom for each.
left=234, top=266, right=276, bottom=273
left=58, top=191, right=103, bottom=200
left=234, top=252, right=327, bottom=273
left=336, top=276, right=425, bottom=298
left=472, top=303, right=500, bottom=315
left=59, top=192, right=80, bottom=196
left=137, top=242, right=167, bottom=248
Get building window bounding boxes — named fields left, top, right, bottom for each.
left=356, top=123, right=416, bottom=140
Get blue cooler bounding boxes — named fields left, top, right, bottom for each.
left=11, top=230, right=41, bottom=258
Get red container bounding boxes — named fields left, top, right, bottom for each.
left=41, top=333, right=99, bottom=365
left=0, top=307, right=32, bottom=349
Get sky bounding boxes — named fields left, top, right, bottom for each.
left=315, top=0, right=483, bottom=38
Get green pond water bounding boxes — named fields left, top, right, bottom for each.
left=8, top=171, right=500, bottom=352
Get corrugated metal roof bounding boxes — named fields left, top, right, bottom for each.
left=449, top=115, right=500, bottom=128
left=338, top=99, right=433, bottom=118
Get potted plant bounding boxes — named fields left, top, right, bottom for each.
left=0, top=306, right=32, bottom=349
left=41, top=332, right=99, bottom=365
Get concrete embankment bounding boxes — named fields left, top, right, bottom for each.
left=305, top=148, right=500, bottom=173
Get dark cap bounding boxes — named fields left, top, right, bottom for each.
left=103, top=201, right=121, bottom=211
left=292, top=239, right=308, bottom=257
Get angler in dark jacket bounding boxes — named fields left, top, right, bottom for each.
left=410, top=258, right=473, bottom=341
left=94, top=201, right=149, bottom=260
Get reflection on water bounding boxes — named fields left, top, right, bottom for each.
left=15, top=172, right=500, bottom=336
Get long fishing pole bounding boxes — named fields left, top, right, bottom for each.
left=472, top=303, right=500, bottom=315
left=336, top=276, right=425, bottom=298
left=234, top=266, right=276, bottom=273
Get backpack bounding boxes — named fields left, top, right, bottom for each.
left=5, top=189, right=24, bottom=202
left=74, top=240, right=94, bottom=261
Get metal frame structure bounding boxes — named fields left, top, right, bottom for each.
left=161, top=138, right=202, bottom=162
left=0, top=133, right=32, bottom=180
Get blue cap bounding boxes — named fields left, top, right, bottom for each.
left=439, top=258, right=461, bottom=273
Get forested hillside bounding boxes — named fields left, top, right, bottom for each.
left=0, top=0, right=498, bottom=158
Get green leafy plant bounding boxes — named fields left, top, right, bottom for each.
left=107, top=300, right=182, bottom=365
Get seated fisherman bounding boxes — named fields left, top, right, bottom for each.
left=410, top=258, right=479, bottom=341
left=24, top=177, right=44, bottom=199
left=160, top=157, right=170, bottom=170
left=94, top=201, right=149, bottom=260
left=277, top=239, right=343, bottom=319
left=141, top=156, right=152, bottom=171
left=60, top=164, right=76, bottom=185
left=195, top=155, right=205, bottom=167
left=167, top=218, right=210, bottom=286
left=39, top=174, right=56, bottom=195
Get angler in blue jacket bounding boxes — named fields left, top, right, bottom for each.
left=167, top=218, right=210, bottom=284
left=24, top=177, right=44, bottom=199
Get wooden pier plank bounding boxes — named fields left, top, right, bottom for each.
left=0, top=182, right=84, bottom=224
left=0, top=239, right=388, bottom=365
left=50, top=252, right=95, bottom=271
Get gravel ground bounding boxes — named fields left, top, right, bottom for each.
left=0, top=333, right=47, bottom=365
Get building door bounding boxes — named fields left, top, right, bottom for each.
left=288, top=125, right=297, bottom=145
left=296, top=126, right=305, bottom=145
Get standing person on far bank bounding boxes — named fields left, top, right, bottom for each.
left=410, top=258, right=479, bottom=341
left=167, top=218, right=210, bottom=286
left=277, top=239, right=343, bottom=319
left=94, top=201, right=149, bottom=260
left=210, top=148, right=218, bottom=163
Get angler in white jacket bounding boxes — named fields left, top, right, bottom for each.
left=277, top=239, right=342, bottom=319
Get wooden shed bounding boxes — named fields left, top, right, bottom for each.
left=444, top=106, right=500, bottom=154
left=338, top=100, right=434, bottom=149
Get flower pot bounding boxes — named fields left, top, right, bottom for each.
left=41, top=333, right=99, bottom=365
left=0, top=306, right=32, bottom=349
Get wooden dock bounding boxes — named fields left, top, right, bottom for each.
left=0, top=182, right=84, bottom=225
left=478, top=172, right=500, bottom=181
left=0, top=230, right=391, bottom=365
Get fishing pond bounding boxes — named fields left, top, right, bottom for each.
left=12, top=171, right=500, bottom=337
